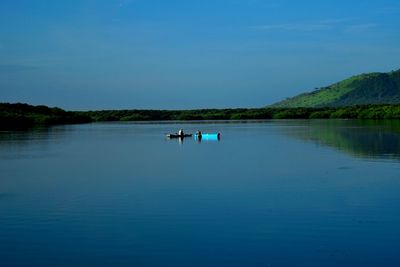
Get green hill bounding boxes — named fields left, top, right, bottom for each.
left=272, top=69, right=400, bottom=108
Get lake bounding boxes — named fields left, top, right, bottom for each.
left=1, top=120, right=400, bottom=267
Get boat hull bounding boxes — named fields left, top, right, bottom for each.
left=166, top=134, right=193, bottom=138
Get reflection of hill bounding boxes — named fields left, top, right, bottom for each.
left=283, top=120, right=400, bottom=161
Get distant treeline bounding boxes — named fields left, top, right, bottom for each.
left=0, top=103, right=91, bottom=130
left=2, top=103, right=400, bottom=130
left=84, top=104, right=400, bottom=121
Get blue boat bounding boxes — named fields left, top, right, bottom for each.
left=195, top=133, right=221, bottom=141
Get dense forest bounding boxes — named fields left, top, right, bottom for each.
left=2, top=103, right=400, bottom=130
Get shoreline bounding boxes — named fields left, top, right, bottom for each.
left=1, top=102, right=400, bottom=130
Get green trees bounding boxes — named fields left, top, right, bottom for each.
left=2, top=102, right=400, bottom=131
left=80, top=105, right=400, bottom=121
left=0, top=103, right=92, bottom=130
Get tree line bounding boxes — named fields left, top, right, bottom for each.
left=0, top=103, right=91, bottom=130
left=83, top=104, right=400, bottom=121
left=1, top=102, right=400, bottom=130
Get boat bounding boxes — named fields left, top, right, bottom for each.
left=195, top=133, right=221, bottom=140
left=166, top=133, right=193, bottom=138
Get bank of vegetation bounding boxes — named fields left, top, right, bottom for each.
left=2, top=103, right=400, bottom=130
left=0, top=103, right=92, bottom=130
left=84, top=104, right=400, bottom=121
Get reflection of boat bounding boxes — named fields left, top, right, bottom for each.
left=166, top=134, right=193, bottom=138
left=195, top=133, right=221, bottom=141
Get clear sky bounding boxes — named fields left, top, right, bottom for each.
left=1, top=0, right=400, bottom=110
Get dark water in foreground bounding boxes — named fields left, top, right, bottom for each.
left=1, top=120, right=400, bottom=267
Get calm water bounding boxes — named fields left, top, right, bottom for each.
left=1, top=120, right=400, bottom=267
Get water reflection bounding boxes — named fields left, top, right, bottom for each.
left=2, top=120, right=398, bottom=161
left=281, top=120, right=400, bottom=161
left=0, top=126, right=70, bottom=160
left=1, top=121, right=400, bottom=266
left=196, top=135, right=202, bottom=144
left=178, top=136, right=184, bottom=145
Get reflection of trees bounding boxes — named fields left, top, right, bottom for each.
left=0, top=126, right=69, bottom=159
left=283, top=120, right=400, bottom=161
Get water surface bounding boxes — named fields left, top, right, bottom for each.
left=1, top=120, right=400, bottom=267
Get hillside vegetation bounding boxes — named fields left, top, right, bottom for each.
left=272, top=69, right=400, bottom=108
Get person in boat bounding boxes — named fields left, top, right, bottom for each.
left=196, top=130, right=202, bottom=143
left=178, top=129, right=184, bottom=136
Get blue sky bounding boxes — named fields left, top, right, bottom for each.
left=1, top=0, right=400, bottom=110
